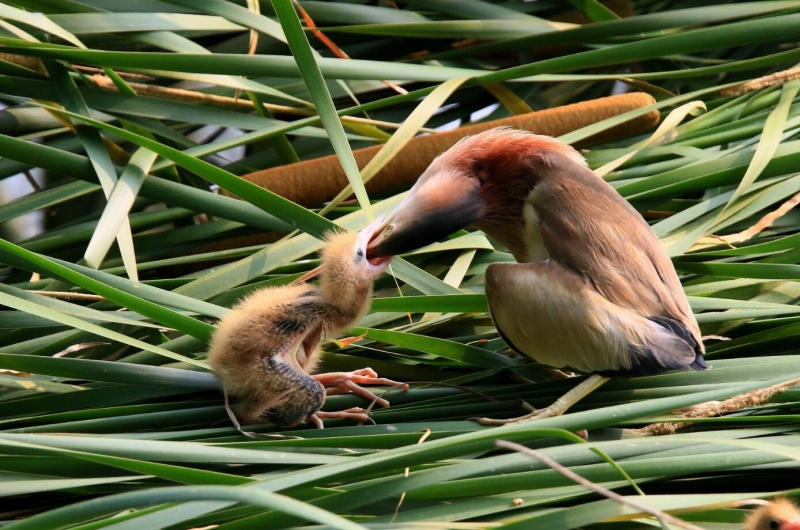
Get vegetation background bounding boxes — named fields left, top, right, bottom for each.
left=0, top=0, right=799, bottom=528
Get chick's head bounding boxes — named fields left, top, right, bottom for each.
left=320, top=216, right=393, bottom=318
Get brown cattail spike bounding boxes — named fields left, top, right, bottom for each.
left=237, top=92, right=659, bottom=208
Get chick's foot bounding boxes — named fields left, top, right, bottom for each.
left=314, top=368, right=409, bottom=408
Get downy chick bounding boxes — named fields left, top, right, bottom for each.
left=746, top=499, right=800, bottom=530
left=208, top=216, right=405, bottom=428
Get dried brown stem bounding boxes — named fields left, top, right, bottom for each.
left=293, top=0, right=406, bottom=95
left=635, top=377, right=800, bottom=436
left=725, top=191, right=800, bottom=244
left=721, top=67, right=800, bottom=96
left=90, top=75, right=417, bottom=132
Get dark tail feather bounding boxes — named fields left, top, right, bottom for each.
left=600, top=316, right=705, bottom=378
left=646, top=316, right=707, bottom=371
left=646, top=316, right=697, bottom=350
left=690, top=353, right=708, bottom=371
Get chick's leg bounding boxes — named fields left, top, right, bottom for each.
left=314, top=368, right=409, bottom=408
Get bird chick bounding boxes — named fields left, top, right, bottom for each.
left=746, top=499, right=800, bottom=530
left=208, top=216, right=403, bottom=429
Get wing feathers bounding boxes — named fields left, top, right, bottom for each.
left=532, top=160, right=703, bottom=352
left=487, top=262, right=706, bottom=377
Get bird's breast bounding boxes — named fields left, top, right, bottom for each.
left=486, top=261, right=634, bottom=373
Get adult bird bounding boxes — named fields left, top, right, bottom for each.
left=367, top=127, right=706, bottom=425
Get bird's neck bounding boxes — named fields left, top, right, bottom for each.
left=475, top=194, right=549, bottom=264
left=320, top=279, right=373, bottom=331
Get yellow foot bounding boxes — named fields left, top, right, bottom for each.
left=314, top=368, right=409, bottom=408
left=309, top=407, right=374, bottom=429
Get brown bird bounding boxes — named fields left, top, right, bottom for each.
left=746, top=499, right=800, bottom=530
left=209, top=217, right=406, bottom=429
left=367, top=127, right=706, bottom=425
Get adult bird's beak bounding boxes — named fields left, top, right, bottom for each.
left=367, top=169, right=486, bottom=258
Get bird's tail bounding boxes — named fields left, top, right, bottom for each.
left=690, top=353, right=708, bottom=371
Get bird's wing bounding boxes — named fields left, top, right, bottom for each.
left=215, top=290, right=331, bottom=376
left=269, top=294, right=335, bottom=371
left=531, top=162, right=702, bottom=350
left=486, top=261, right=703, bottom=375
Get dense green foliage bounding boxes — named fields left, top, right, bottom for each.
left=0, top=0, right=800, bottom=528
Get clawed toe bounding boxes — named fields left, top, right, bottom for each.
left=314, top=369, right=409, bottom=408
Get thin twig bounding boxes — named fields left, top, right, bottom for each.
left=495, top=440, right=706, bottom=530
left=22, top=171, right=42, bottom=193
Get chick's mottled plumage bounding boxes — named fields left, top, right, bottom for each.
left=209, top=221, right=396, bottom=428
left=208, top=283, right=327, bottom=426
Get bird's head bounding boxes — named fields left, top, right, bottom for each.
left=746, top=499, right=800, bottom=530
left=367, top=127, right=586, bottom=259
left=311, top=216, right=394, bottom=322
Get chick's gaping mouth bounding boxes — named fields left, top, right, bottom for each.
left=368, top=255, right=391, bottom=267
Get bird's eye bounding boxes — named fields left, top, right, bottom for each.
left=769, top=519, right=781, bottom=530
left=356, top=248, right=364, bottom=261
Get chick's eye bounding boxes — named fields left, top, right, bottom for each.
left=769, top=519, right=781, bottom=530
left=356, top=248, right=364, bottom=261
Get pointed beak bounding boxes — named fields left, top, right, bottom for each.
left=359, top=214, right=393, bottom=274
left=357, top=214, right=387, bottom=252
left=366, top=176, right=485, bottom=259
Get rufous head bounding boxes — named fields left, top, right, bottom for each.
left=746, top=499, right=800, bottom=530
left=367, top=127, right=586, bottom=258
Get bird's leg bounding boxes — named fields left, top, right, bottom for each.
left=314, top=368, right=409, bottom=408
left=308, top=407, right=375, bottom=429
left=473, top=374, right=609, bottom=426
